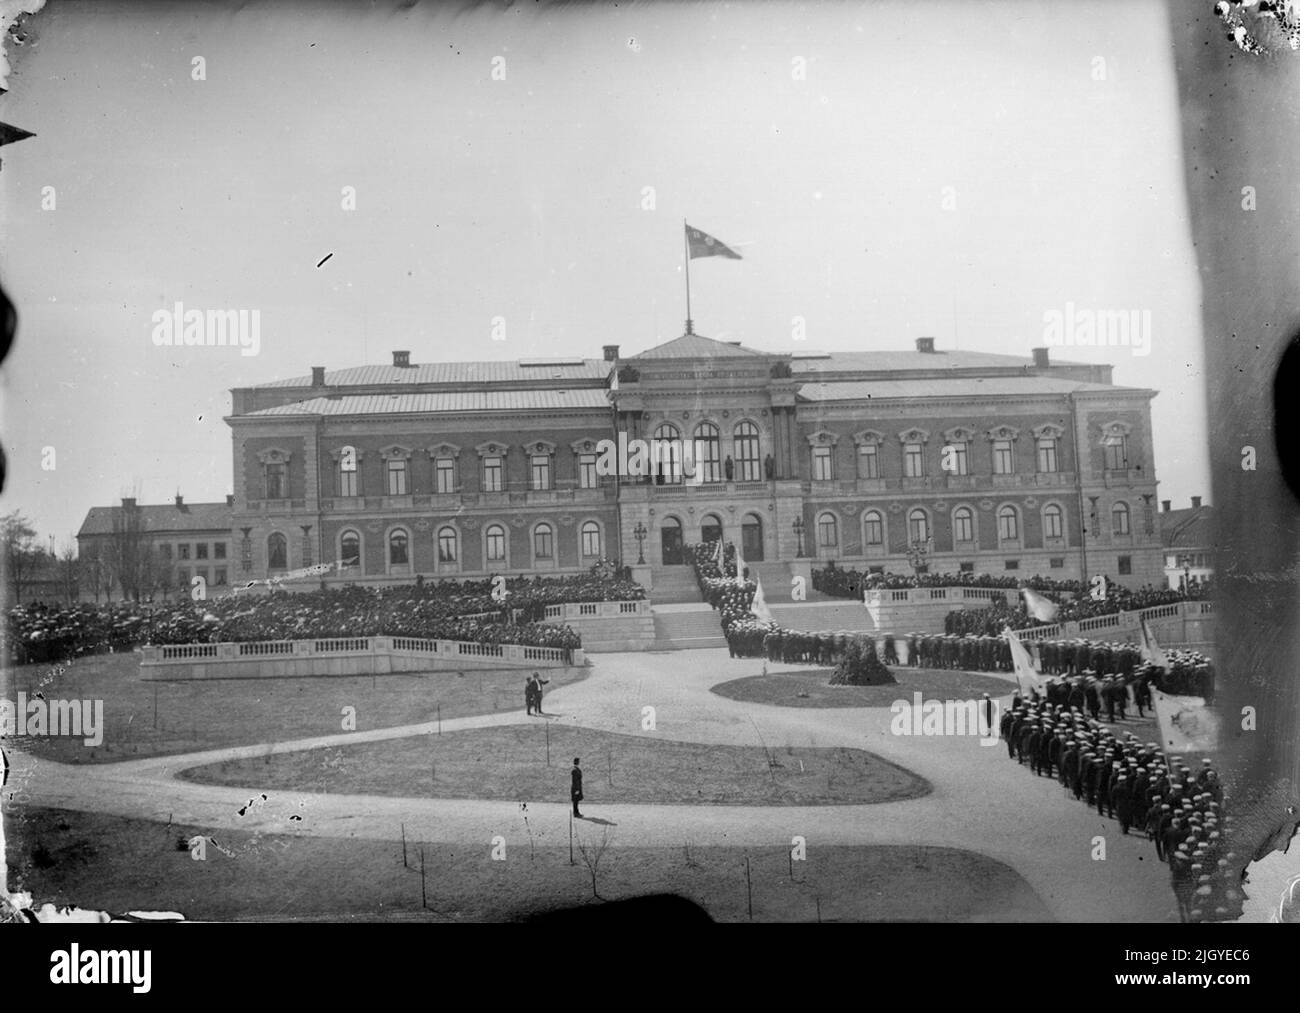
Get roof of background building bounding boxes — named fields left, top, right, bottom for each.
left=791, top=350, right=1084, bottom=373
left=629, top=332, right=767, bottom=359
left=78, top=503, right=233, bottom=538
left=242, top=389, right=611, bottom=417
left=796, top=376, right=1140, bottom=402
left=255, top=360, right=611, bottom=388
left=1160, top=505, right=1213, bottom=549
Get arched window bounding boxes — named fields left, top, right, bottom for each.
left=907, top=509, right=929, bottom=544
left=953, top=507, right=974, bottom=543
left=863, top=510, right=884, bottom=546
left=267, top=532, right=287, bottom=570
left=340, top=530, right=361, bottom=569
left=734, top=421, right=761, bottom=481
left=580, top=521, right=601, bottom=558
left=1043, top=504, right=1064, bottom=540
left=653, top=423, right=682, bottom=485
left=1112, top=501, right=1131, bottom=536
left=437, top=526, right=458, bottom=563
left=485, top=524, right=507, bottom=563
left=388, top=528, right=409, bottom=565
left=997, top=506, right=1019, bottom=541
left=533, top=522, right=554, bottom=560
left=693, top=422, right=721, bottom=484
left=817, top=512, right=838, bottom=549
left=700, top=513, right=723, bottom=544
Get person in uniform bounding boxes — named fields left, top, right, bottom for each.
left=570, top=757, right=584, bottom=818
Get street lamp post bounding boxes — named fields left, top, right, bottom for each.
left=792, top=517, right=805, bottom=558
left=633, top=522, right=647, bottom=565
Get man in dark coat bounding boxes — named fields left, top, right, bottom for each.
left=525, top=676, right=537, bottom=715
left=571, top=757, right=584, bottom=818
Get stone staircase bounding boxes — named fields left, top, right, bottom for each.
left=648, top=566, right=703, bottom=604
left=650, top=604, right=727, bottom=649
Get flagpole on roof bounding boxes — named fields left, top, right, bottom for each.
left=683, top=219, right=693, bottom=334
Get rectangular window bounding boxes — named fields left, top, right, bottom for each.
left=214, top=567, right=227, bottom=586
left=386, top=459, right=408, bottom=496
left=1037, top=438, right=1059, bottom=473
left=959, top=561, right=974, bottom=573
left=1050, top=557, right=1065, bottom=569
left=992, top=439, right=1014, bottom=475
left=858, top=444, right=879, bottom=479
left=435, top=457, right=456, bottom=493
left=1004, top=560, right=1020, bottom=570
left=196, top=543, right=209, bottom=560
left=1104, top=436, right=1129, bottom=471
left=483, top=457, right=503, bottom=492
left=863, top=515, right=883, bottom=546
left=812, top=446, right=833, bottom=481
left=903, top=443, right=924, bottom=478
left=265, top=462, right=286, bottom=500
left=534, top=527, right=554, bottom=559
left=1118, top=555, right=1132, bottom=575
left=177, top=567, right=189, bottom=585
left=178, top=543, right=191, bottom=560
left=579, top=454, right=599, bottom=489
left=338, top=467, right=359, bottom=497
left=948, top=443, right=969, bottom=475
left=531, top=455, right=552, bottom=491
left=214, top=543, right=227, bottom=560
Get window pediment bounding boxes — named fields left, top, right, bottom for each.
left=476, top=441, right=510, bottom=458
left=426, top=442, right=461, bottom=459
left=1032, top=423, right=1064, bottom=440
left=897, top=427, right=930, bottom=445
left=852, top=429, right=885, bottom=448
left=379, top=444, right=413, bottom=461
left=523, top=439, right=557, bottom=456
left=806, top=429, right=840, bottom=447
left=1100, top=421, right=1132, bottom=445
left=985, top=424, right=1021, bottom=442
left=942, top=426, right=976, bottom=444
left=256, top=447, right=292, bottom=465
left=571, top=438, right=601, bottom=455
left=327, top=446, right=363, bottom=463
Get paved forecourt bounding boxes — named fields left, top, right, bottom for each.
left=10, top=648, right=1178, bottom=922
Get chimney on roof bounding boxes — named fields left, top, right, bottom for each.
left=915, top=337, right=936, bottom=354
left=727, top=341, right=742, bottom=346
left=1162, top=500, right=1171, bottom=512
left=226, top=494, right=234, bottom=506
left=311, top=366, right=326, bottom=386
left=175, top=493, right=184, bottom=507
left=1191, top=496, right=1203, bottom=509
left=603, top=344, right=619, bottom=362
left=1032, top=347, right=1050, bottom=368
left=121, top=497, right=136, bottom=509
left=392, top=350, right=411, bottom=368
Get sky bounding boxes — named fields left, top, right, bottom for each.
left=0, top=0, right=1210, bottom=548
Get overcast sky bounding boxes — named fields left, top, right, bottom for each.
left=0, top=0, right=1210, bottom=547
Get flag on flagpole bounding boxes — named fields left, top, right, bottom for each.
left=1021, top=587, right=1059, bottom=623
left=1004, top=627, right=1043, bottom=697
left=1151, top=687, right=1220, bottom=753
left=686, top=224, right=743, bottom=260
left=733, top=543, right=747, bottom=584
left=712, top=537, right=723, bottom=567
left=752, top=576, right=773, bottom=624
left=1139, top=618, right=1169, bottom=669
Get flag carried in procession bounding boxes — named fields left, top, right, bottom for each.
left=1139, top=617, right=1169, bottom=669
left=751, top=576, right=774, bottom=624
left=1021, top=587, right=1059, bottom=623
left=1151, top=686, right=1220, bottom=753
left=1003, top=626, right=1044, bottom=697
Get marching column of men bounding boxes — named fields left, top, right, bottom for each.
left=999, top=696, right=1240, bottom=921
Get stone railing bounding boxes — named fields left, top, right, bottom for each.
left=866, top=586, right=1011, bottom=606
left=542, top=599, right=650, bottom=620
left=1015, top=599, right=1214, bottom=642
left=140, top=635, right=582, bottom=679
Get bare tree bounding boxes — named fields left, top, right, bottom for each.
left=105, top=499, right=156, bottom=602
left=575, top=826, right=612, bottom=901
left=57, top=539, right=79, bottom=605
left=1, top=511, right=42, bottom=605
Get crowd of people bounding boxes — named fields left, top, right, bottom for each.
left=813, top=564, right=1083, bottom=598
left=944, top=581, right=1210, bottom=638
left=6, top=568, right=646, bottom=664
left=999, top=697, right=1241, bottom=921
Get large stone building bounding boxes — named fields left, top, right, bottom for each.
left=1160, top=496, right=1214, bottom=590
left=220, top=331, right=1165, bottom=591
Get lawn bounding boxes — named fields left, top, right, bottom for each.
left=5, top=806, right=1051, bottom=922
left=178, top=725, right=931, bottom=806
left=0, top=653, right=586, bottom=764
left=711, top=667, right=1015, bottom=708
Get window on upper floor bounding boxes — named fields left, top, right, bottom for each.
left=578, top=454, right=599, bottom=490
left=858, top=443, right=879, bottom=479
left=694, top=423, right=722, bottom=484
left=178, top=543, right=191, bottom=560
left=265, top=462, right=287, bottom=500
left=338, top=463, right=359, bottom=497
left=992, top=439, right=1015, bottom=475
left=953, top=507, right=974, bottom=543
left=386, top=459, right=408, bottom=496
left=482, top=456, right=503, bottom=492
left=1037, top=437, right=1059, bottom=473
left=997, top=506, right=1019, bottom=541
left=435, top=457, right=457, bottom=494
left=1044, top=504, right=1064, bottom=540
left=1112, top=502, right=1131, bottom=536
left=734, top=422, right=761, bottom=481
left=437, top=527, right=458, bottom=563
left=580, top=521, right=601, bottom=557
left=863, top=511, right=884, bottom=546
left=1103, top=435, right=1129, bottom=471
left=195, top=543, right=208, bottom=560
left=534, top=523, right=554, bottom=559
left=531, top=454, right=552, bottom=491
left=903, top=442, right=925, bottom=478
left=812, top=445, right=833, bottom=481
left=817, top=512, right=838, bottom=549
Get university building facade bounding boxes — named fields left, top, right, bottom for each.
left=222, top=331, right=1166, bottom=591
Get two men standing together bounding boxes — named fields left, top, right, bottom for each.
left=524, top=672, right=549, bottom=716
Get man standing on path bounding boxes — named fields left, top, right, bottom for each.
left=532, top=672, right=550, bottom=716
left=571, top=757, right=584, bottom=818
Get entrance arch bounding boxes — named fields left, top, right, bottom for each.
left=660, top=516, right=685, bottom=565
left=701, top=513, right=723, bottom=545
left=741, top=513, right=764, bottom=562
